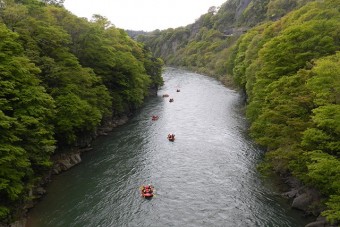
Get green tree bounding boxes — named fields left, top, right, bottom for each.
left=0, top=23, right=55, bottom=220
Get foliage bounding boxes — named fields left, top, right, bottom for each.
left=227, top=0, right=340, bottom=222
left=305, top=151, right=340, bottom=224
left=138, top=2, right=340, bottom=222
left=322, top=195, right=340, bottom=224
left=0, top=22, right=55, bottom=221
left=305, top=151, right=340, bottom=195
left=0, top=0, right=163, bottom=222
left=137, top=0, right=314, bottom=80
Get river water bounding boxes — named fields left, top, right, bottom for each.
left=27, top=68, right=310, bottom=227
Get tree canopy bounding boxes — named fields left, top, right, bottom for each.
left=0, top=0, right=163, bottom=222
left=139, top=0, right=340, bottom=223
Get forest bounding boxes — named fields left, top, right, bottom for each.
left=0, top=0, right=163, bottom=223
left=138, top=0, right=340, bottom=224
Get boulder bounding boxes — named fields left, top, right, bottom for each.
left=305, top=216, right=337, bottom=227
left=115, top=116, right=129, bottom=126
left=35, top=187, right=46, bottom=195
left=79, top=147, right=93, bottom=153
left=9, top=219, right=26, bottom=227
left=291, top=187, right=321, bottom=213
left=70, top=153, right=81, bottom=165
left=52, top=165, right=61, bottom=174
left=282, top=189, right=299, bottom=199
left=59, top=159, right=73, bottom=171
left=292, top=192, right=314, bottom=211
left=284, top=176, right=303, bottom=188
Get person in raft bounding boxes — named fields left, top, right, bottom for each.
left=142, top=185, right=153, bottom=194
left=167, top=134, right=175, bottom=140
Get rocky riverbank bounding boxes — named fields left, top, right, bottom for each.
left=280, top=176, right=338, bottom=227
left=3, top=116, right=129, bottom=227
left=51, top=115, right=129, bottom=175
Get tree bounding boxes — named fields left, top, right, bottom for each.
left=0, top=22, right=55, bottom=220
left=208, top=6, right=217, bottom=14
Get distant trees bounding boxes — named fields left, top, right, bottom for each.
left=208, top=6, right=217, bottom=14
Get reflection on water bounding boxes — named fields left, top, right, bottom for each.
left=27, top=68, right=310, bottom=227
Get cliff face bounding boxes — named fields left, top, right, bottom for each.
left=136, top=0, right=313, bottom=75
left=235, top=0, right=252, bottom=18
left=136, top=0, right=265, bottom=72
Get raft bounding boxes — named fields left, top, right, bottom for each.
left=167, top=134, right=175, bottom=141
left=141, top=185, right=154, bottom=198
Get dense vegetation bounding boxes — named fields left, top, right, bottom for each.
left=0, top=0, right=163, bottom=223
left=230, top=1, right=340, bottom=223
left=137, top=0, right=314, bottom=81
left=138, top=0, right=339, bottom=223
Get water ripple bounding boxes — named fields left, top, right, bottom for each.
left=27, top=68, right=311, bottom=227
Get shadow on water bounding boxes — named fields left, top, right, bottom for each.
left=27, top=68, right=312, bottom=227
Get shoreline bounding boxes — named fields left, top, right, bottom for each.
left=10, top=90, right=160, bottom=227
left=4, top=115, right=130, bottom=227
left=4, top=75, right=335, bottom=227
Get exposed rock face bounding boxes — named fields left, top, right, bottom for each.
left=305, top=216, right=338, bottom=227
left=290, top=188, right=321, bottom=215
left=148, top=87, right=158, bottom=96
left=52, top=152, right=82, bottom=175
left=48, top=115, right=129, bottom=175
left=7, top=115, right=132, bottom=227
left=279, top=176, right=337, bottom=227
left=97, top=115, right=129, bottom=136
left=282, top=177, right=321, bottom=216
left=282, top=188, right=299, bottom=199
left=292, top=192, right=315, bottom=211
left=235, top=0, right=252, bottom=18
left=8, top=219, right=26, bottom=227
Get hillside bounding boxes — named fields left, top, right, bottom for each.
left=137, top=0, right=314, bottom=81
left=0, top=0, right=163, bottom=224
left=137, top=0, right=340, bottom=224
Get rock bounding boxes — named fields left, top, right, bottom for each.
left=115, top=116, right=128, bottom=126
left=98, top=132, right=108, bottom=136
left=290, top=187, right=322, bottom=213
left=73, top=153, right=81, bottom=163
left=35, top=187, right=46, bottom=195
left=23, top=201, right=34, bottom=209
left=59, top=159, right=72, bottom=171
left=79, top=147, right=93, bottom=153
left=9, top=109, right=134, bottom=225
left=70, top=153, right=81, bottom=165
left=282, top=189, right=299, bottom=199
left=305, top=216, right=336, bottom=227
left=292, top=192, right=314, bottom=211
left=305, top=220, right=327, bottom=227
left=284, top=176, right=303, bottom=188
left=9, top=219, right=26, bottom=227
left=52, top=165, right=61, bottom=174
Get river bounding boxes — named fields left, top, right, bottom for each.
left=27, top=68, right=310, bottom=227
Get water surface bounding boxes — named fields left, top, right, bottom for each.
left=27, top=68, right=309, bottom=227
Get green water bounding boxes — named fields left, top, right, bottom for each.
left=27, top=68, right=312, bottom=227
